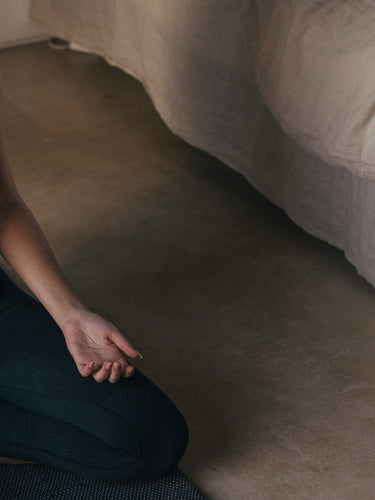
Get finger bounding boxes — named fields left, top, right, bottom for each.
left=113, top=357, right=130, bottom=374
left=123, top=364, right=135, bottom=378
left=108, top=361, right=124, bottom=384
left=80, top=361, right=95, bottom=378
left=109, top=329, right=142, bottom=359
left=113, top=358, right=135, bottom=378
left=92, top=361, right=113, bottom=383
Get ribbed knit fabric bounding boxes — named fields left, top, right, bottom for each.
left=0, top=463, right=206, bottom=500
left=0, top=267, right=189, bottom=481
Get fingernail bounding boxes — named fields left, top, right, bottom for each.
left=137, top=352, right=143, bottom=359
left=106, top=362, right=112, bottom=369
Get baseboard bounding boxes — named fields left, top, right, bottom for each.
left=0, top=34, right=50, bottom=50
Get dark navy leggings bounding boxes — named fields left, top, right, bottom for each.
left=0, top=266, right=188, bottom=481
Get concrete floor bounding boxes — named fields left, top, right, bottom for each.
left=1, top=42, right=375, bottom=500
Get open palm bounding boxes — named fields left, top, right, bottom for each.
left=60, top=310, right=142, bottom=383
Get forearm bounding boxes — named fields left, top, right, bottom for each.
left=0, top=199, right=88, bottom=328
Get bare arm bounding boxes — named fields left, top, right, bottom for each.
left=0, top=75, right=88, bottom=328
left=0, top=74, right=141, bottom=382
left=0, top=201, right=90, bottom=327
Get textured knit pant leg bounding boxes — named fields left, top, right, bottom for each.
left=0, top=268, right=189, bottom=481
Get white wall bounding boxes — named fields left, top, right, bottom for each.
left=0, top=0, right=49, bottom=49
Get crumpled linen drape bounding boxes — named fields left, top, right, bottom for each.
left=29, top=0, right=375, bottom=287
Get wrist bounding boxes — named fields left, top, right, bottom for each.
left=58, top=308, right=89, bottom=333
left=47, top=298, right=90, bottom=330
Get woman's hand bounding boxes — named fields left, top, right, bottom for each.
left=60, top=310, right=142, bottom=384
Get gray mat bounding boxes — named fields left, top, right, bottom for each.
left=0, top=463, right=205, bottom=500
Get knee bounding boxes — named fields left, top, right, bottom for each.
left=77, top=407, right=189, bottom=482
left=132, top=400, right=189, bottom=481
left=89, top=371, right=190, bottom=482
left=107, top=400, right=189, bottom=482
left=152, top=402, right=189, bottom=474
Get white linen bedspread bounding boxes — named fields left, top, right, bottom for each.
left=29, top=0, right=375, bottom=287
left=252, top=0, right=375, bottom=179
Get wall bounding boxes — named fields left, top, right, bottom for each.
left=0, top=0, right=49, bottom=49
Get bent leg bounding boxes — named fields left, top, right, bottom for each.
left=0, top=399, right=140, bottom=480
left=0, top=270, right=189, bottom=481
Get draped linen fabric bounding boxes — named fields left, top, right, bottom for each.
left=29, top=0, right=375, bottom=287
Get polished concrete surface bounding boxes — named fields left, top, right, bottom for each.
left=1, top=42, right=375, bottom=500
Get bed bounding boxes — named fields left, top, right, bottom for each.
left=29, top=0, right=375, bottom=288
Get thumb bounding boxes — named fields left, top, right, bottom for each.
left=110, top=328, right=142, bottom=359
